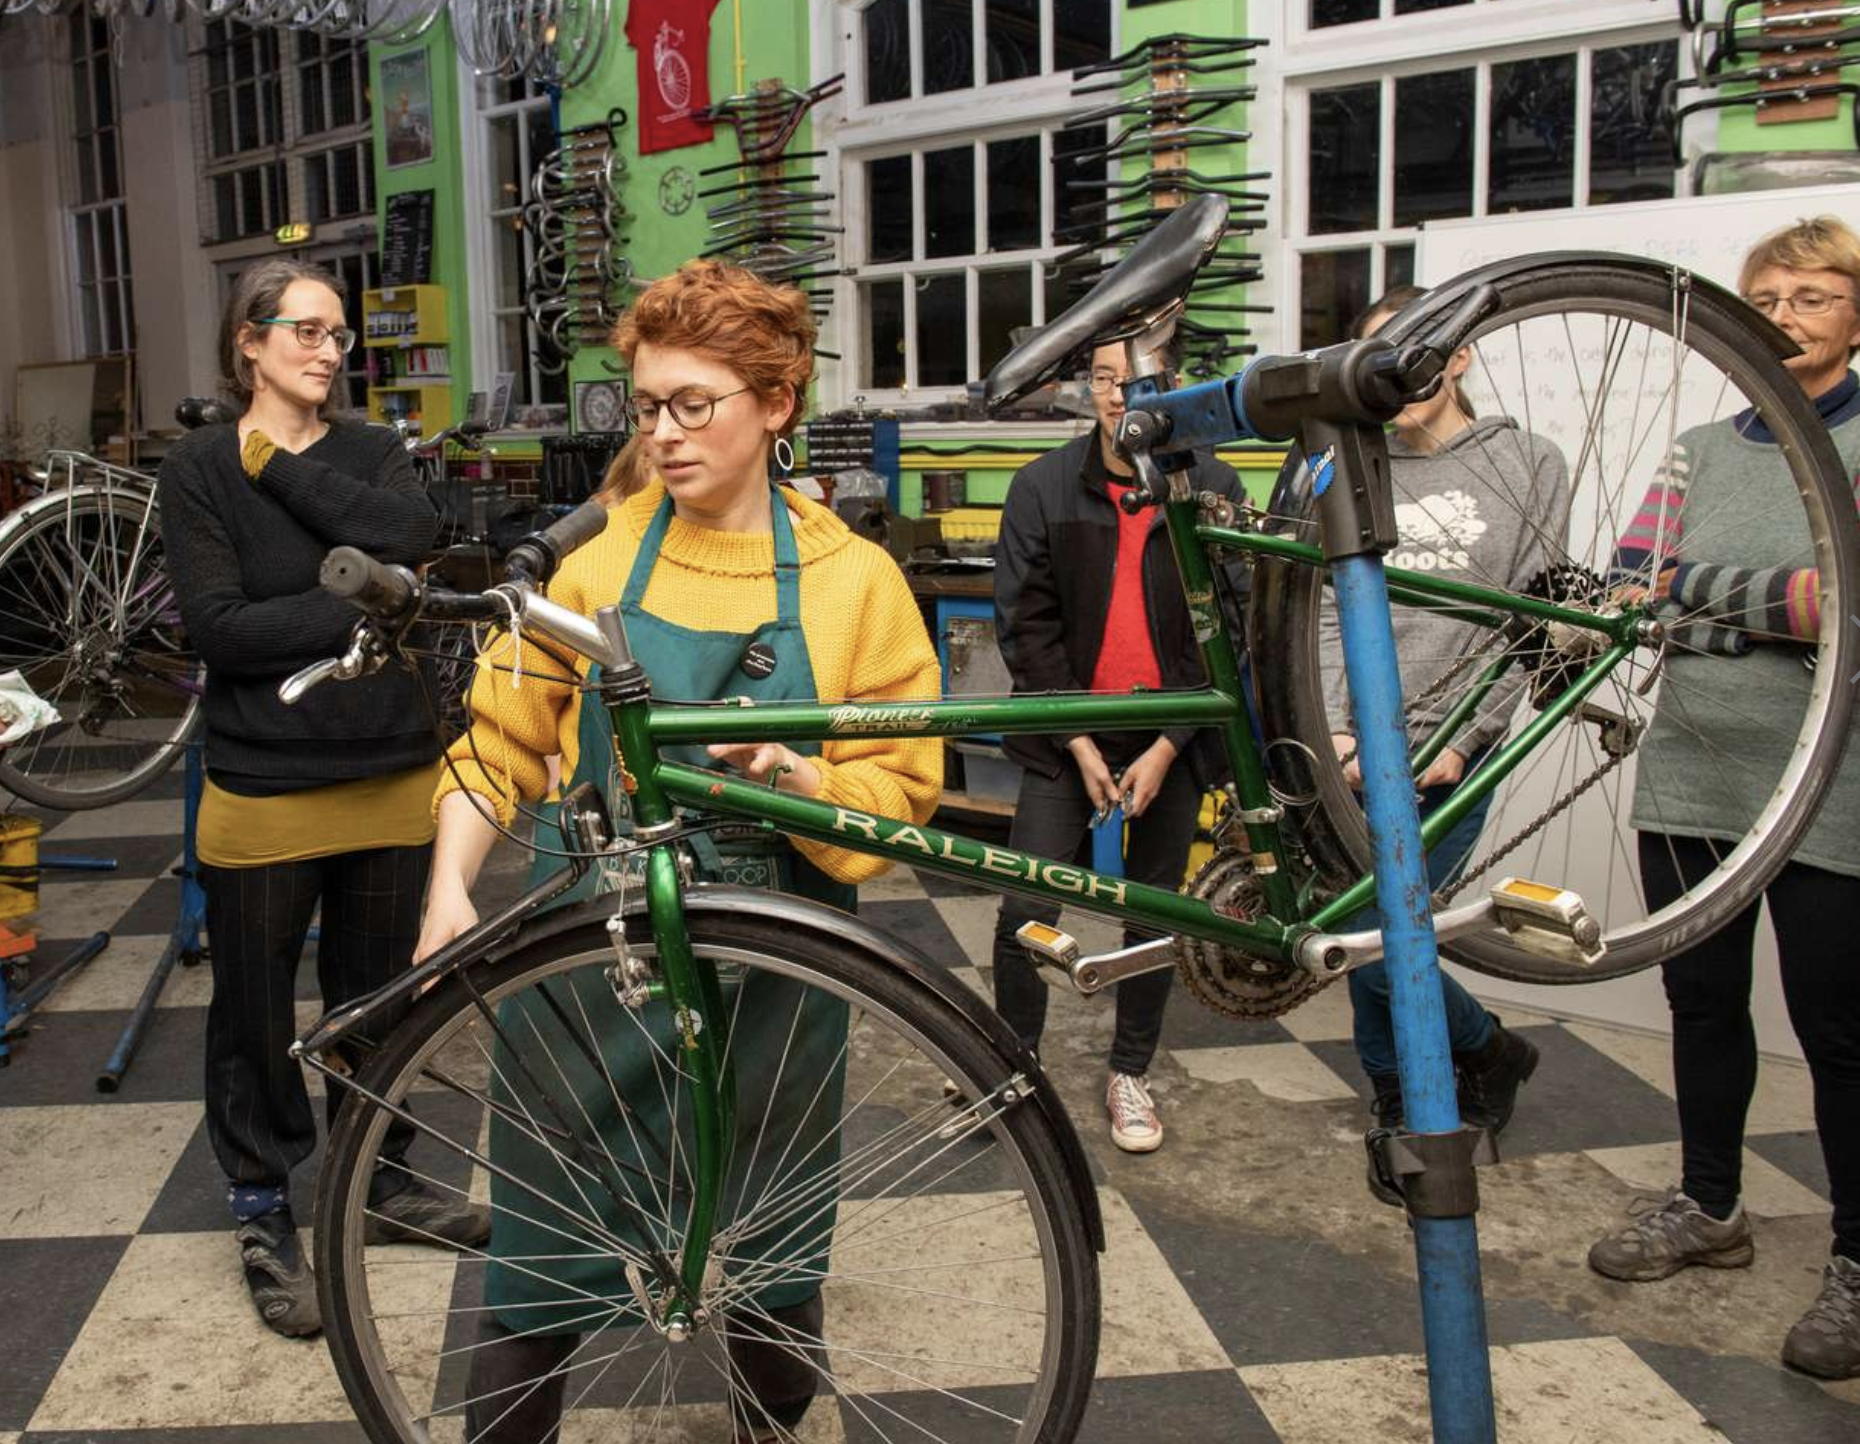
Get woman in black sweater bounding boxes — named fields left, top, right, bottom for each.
left=157, top=258, right=486, bottom=1338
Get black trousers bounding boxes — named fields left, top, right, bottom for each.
left=202, top=843, right=431, bottom=1206
left=990, top=757, right=1201, bottom=1077
left=464, top=1296, right=826, bottom=1441
left=1642, top=832, right=1860, bottom=1261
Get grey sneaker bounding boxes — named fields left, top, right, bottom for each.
left=1587, top=1188, right=1754, bottom=1281
left=1782, top=1255, right=1860, bottom=1380
left=366, top=1177, right=492, bottom=1249
left=236, top=1212, right=320, bottom=1338
left=1106, top=1072, right=1163, bottom=1154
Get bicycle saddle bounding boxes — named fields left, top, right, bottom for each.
left=983, top=192, right=1229, bottom=411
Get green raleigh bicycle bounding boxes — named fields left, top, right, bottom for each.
left=290, top=195, right=1858, bottom=1443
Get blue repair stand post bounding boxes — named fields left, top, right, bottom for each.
left=1313, top=432, right=1498, bottom=1442
left=1090, top=803, right=1125, bottom=879
left=96, top=740, right=207, bottom=1092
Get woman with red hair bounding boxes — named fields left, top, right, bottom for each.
left=414, top=260, right=942, bottom=1441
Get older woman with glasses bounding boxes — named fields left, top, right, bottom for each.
left=1586, top=216, right=1860, bottom=1381
left=156, top=258, right=487, bottom=1339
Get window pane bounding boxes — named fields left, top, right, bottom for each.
left=241, top=168, right=263, bottom=234
left=1301, top=249, right=1371, bottom=350
left=98, top=130, right=119, bottom=200
left=1393, top=70, right=1473, bottom=226
left=865, top=0, right=911, bottom=103
left=498, top=218, right=525, bottom=309
left=302, top=65, right=328, bottom=134
left=210, top=90, right=233, bottom=158
left=71, top=59, right=93, bottom=134
left=93, top=64, right=113, bottom=130
left=207, top=30, right=228, bottom=87
left=526, top=106, right=556, bottom=174
left=1385, top=242, right=1415, bottom=291
left=1590, top=42, right=1677, bottom=205
left=268, top=163, right=286, bottom=229
left=923, top=145, right=975, bottom=258
left=1053, top=0, right=1110, bottom=72
left=923, top=0, right=973, bottom=93
left=306, top=156, right=330, bottom=221
left=866, top=155, right=913, bottom=262
left=987, top=134, right=1040, bottom=251
left=490, top=115, right=522, bottom=206
left=1051, top=122, right=1107, bottom=243
left=863, top=278, right=905, bottom=388
left=1394, top=0, right=1470, bottom=10
left=236, top=83, right=259, bottom=152
left=332, top=55, right=357, bottom=127
left=75, top=220, right=96, bottom=286
left=214, top=175, right=236, bottom=241
left=334, top=145, right=361, bottom=215
left=102, top=283, right=123, bottom=354
left=986, top=0, right=1041, bottom=84
left=80, top=286, right=100, bottom=357
left=1311, top=0, right=1377, bottom=25
left=916, top=273, right=968, bottom=386
left=1308, top=83, right=1378, bottom=234
left=1489, top=54, right=1574, bottom=213
left=97, top=214, right=117, bottom=280
left=76, top=136, right=96, bottom=205
left=978, top=267, right=1032, bottom=374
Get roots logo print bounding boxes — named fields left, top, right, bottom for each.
left=1392, top=490, right=1487, bottom=573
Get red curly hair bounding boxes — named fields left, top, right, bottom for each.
left=599, top=261, right=816, bottom=504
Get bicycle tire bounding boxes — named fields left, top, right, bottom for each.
left=1249, top=256, right=1860, bottom=983
left=0, top=484, right=202, bottom=810
left=316, top=906, right=1101, bottom=1444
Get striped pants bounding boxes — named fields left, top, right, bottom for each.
left=201, top=843, right=431, bottom=1205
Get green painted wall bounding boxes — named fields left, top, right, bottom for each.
left=371, top=21, right=474, bottom=419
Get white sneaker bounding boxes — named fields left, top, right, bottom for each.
left=1106, top=1072, right=1163, bottom=1153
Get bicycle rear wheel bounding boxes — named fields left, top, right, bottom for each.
left=0, top=484, right=202, bottom=809
left=1250, top=256, right=1860, bottom=983
left=316, top=906, right=1100, bottom=1444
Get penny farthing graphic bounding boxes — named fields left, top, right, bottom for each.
left=654, top=22, right=692, bottom=112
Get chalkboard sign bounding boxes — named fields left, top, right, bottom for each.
left=381, top=190, right=435, bottom=286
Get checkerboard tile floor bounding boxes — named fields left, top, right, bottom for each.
left=2, top=782, right=1856, bottom=1442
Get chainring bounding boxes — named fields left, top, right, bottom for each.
left=1175, top=849, right=1331, bottom=1021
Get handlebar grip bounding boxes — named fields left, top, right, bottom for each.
left=320, top=547, right=418, bottom=619
left=504, top=498, right=611, bottom=585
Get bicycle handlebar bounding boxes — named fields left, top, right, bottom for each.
left=503, top=498, right=611, bottom=585
left=320, top=549, right=421, bottom=619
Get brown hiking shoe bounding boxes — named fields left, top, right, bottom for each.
left=1587, top=1188, right=1754, bottom=1282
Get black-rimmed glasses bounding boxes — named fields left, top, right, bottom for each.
left=625, top=385, right=753, bottom=431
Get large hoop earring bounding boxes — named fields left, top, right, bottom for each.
left=772, top=434, right=795, bottom=474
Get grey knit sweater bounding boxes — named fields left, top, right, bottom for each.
left=1320, top=415, right=1571, bottom=756
left=1628, top=406, right=1860, bottom=876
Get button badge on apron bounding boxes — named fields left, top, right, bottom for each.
left=741, top=642, right=778, bottom=680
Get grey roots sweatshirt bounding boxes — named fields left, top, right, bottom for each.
left=1319, top=414, right=1571, bottom=757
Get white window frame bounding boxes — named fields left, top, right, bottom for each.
left=819, top=0, right=1117, bottom=410
left=1280, top=0, right=1689, bottom=352
left=458, top=69, right=565, bottom=415
left=66, top=11, right=133, bottom=360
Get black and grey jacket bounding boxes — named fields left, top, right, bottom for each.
left=991, top=431, right=1246, bottom=785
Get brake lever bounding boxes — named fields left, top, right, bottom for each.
left=277, top=624, right=389, bottom=705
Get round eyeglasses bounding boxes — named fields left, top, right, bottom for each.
left=258, top=318, right=358, bottom=354
left=1740, top=290, right=1855, bottom=319
left=624, top=385, right=752, bottom=431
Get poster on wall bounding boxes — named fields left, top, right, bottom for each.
left=382, top=52, right=435, bottom=168
left=625, top=0, right=720, bottom=154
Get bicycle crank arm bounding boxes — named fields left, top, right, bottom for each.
left=1294, top=877, right=1604, bottom=976
left=1015, top=924, right=1177, bottom=995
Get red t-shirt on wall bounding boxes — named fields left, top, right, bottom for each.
left=625, top=0, right=719, bottom=155
left=1090, top=475, right=1165, bottom=695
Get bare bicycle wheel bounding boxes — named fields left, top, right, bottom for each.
left=1251, top=256, right=1860, bottom=983
left=316, top=907, right=1100, bottom=1444
left=0, top=481, right=202, bottom=809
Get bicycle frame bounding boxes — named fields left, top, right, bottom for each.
left=583, top=487, right=1644, bottom=1323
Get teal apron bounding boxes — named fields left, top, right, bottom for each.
left=486, top=488, right=854, bottom=1331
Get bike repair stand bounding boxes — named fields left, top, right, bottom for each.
left=1311, top=421, right=1498, bottom=1442
left=95, top=740, right=206, bottom=1092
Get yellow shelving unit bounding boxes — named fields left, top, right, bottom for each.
left=363, top=285, right=452, bottom=432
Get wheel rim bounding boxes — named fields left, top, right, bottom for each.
left=0, top=488, right=201, bottom=808
left=320, top=939, right=1080, bottom=1443
left=1255, top=272, right=1856, bottom=981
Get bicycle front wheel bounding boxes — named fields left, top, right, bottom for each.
left=0, top=484, right=202, bottom=809
left=1251, top=256, right=1860, bottom=984
left=316, top=906, right=1101, bottom=1444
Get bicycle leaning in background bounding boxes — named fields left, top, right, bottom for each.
left=287, top=196, right=1857, bottom=1442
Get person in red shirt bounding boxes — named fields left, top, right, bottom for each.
left=987, top=339, right=1245, bottom=1152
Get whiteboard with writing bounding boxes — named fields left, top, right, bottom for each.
left=1415, top=190, right=1859, bottom=1061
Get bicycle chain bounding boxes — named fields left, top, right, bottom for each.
left=1434, top=745, right=1629, bottom=906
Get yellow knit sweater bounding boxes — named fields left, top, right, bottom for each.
left=436, top=479, right=944, bottom=882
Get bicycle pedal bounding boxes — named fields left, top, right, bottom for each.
left=1015, top=922, right=1080, bottom=971
left=1488, top=877, right=1604, bottom=966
